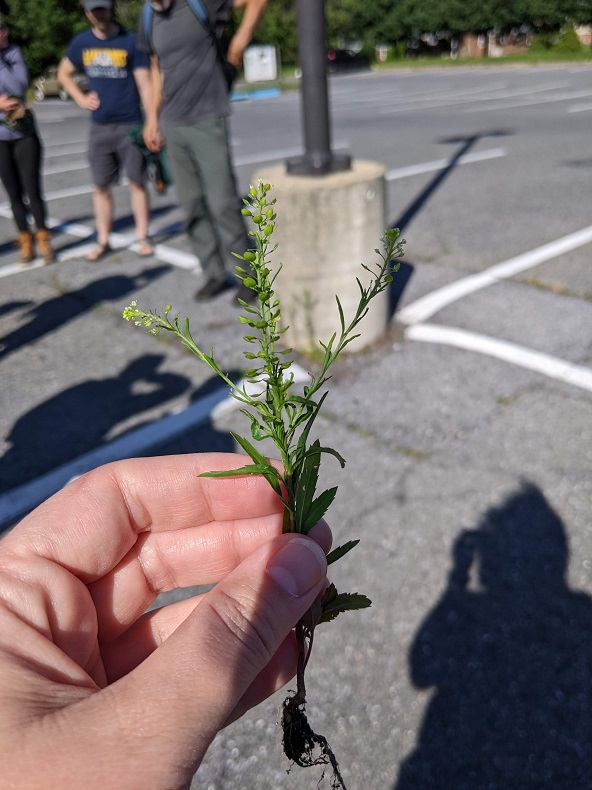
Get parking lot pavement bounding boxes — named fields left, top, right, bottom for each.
left=1, top=67, right=592, bottom=787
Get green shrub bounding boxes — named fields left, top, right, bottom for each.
left=530, top=31, right=557, bottom=51
left=553, top=27, right=582, bottom=53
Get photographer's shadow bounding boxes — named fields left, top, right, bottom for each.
left=396, top=483, right=592, bottom=789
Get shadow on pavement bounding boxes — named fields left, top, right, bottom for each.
left=0, top=266, right=169, bottom=361
left=389, top=130, right=512, bottom=235
left=127, top=370, right=243, bottom=458
left=395, top=482, right=592, bottom=789
left=0, top=300, right=34, bottom=318
left=0, top=353, right=190, bottom=494
left=389, top=259, right=414, bottom=316
left=386, top=130, right=512, bottom=320
left=0, top=238, right=20, bottom=257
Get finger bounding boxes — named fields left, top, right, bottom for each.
left=5, top=454, right=331, bottom=643
left=99, top=520, right=331, bottom=671
left=46, top=534, right=328, bottom=787
left=5, top=454, right=284, bottom=583
left=87, top=509, right=292, bottom=644
left=103, top=600, right=298, bottom=725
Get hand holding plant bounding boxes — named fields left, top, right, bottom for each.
left=124, top=180, right=404, bottom=787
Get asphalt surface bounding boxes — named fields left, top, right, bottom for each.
left=1, top=64, right=592, bottom=788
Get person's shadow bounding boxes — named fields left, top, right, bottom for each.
left=395, top=483, right=592, bottom=789
left=0, top=354, right=190, bottom=493
left=0, top=267, right=169, bottom=361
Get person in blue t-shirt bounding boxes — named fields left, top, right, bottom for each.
left=58, top=0, right=154, bottom=261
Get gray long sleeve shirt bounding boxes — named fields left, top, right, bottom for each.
left=0, top=44, right=32, bottom=141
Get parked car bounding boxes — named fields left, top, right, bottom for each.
left=326, top=49, right=371, bottom=74
left=32, top=66, right=88, bottom=102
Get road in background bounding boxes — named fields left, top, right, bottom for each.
left=1, top=65, right=592, bottom=788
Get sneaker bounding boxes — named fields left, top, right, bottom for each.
left=194, top=278, right=232, bottom=301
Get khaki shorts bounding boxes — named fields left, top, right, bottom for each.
left=89, top=123, right=146, bottom=187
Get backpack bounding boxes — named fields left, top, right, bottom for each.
left=142, top=0, right=237, bottom=91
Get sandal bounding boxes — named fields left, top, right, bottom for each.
left=136, top=238, right=154, bottom=257
left=85, top=242, right=111, bottom=262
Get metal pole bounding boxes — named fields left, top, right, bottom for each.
left=286, top=0, right=351, bottom=175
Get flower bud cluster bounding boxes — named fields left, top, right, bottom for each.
left=233, top=181, right=291, bottom=387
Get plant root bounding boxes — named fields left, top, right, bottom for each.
left=281, top=600, right=348, bottom=790
left=282, top=692, right=347, bottom=789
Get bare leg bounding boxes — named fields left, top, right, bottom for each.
left=85, top=185, right=113, bottom=261
left=129, top=181, right=152, bottom=254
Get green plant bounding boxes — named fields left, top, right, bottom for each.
left=530, top=30, right=558, bottom=52
left=553, top=26, right=582, bottom=53
left=123, top=180, right=405, bottom=787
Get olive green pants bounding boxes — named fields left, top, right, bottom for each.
left=163, top=115, right=248, bottom=284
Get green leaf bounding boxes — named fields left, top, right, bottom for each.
left=336, top=295, right=346, bottom=334
left=199, top=463, right=269, bottom=479
left=231, top=433, right=283, bottom=495
left=294, top=392, right=329, bottom=461
left=302, top=486, right=338, bottom=534
left=293, top=439, right=321, bottom=532
left=318, top=583, right=372, bottom=625
left=315, top=445, right=346, bottom=468
left=326, top=539, right=360, bottom=566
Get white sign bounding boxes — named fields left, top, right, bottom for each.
left=244, top=45, right=278, bottom=83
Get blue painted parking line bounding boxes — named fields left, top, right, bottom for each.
left=231, top=87, right=281, bottom=102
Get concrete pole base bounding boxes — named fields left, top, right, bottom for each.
left=252, top=160, right=387, bottom=354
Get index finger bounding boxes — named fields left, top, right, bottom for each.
left=3, top=453, right=286, bottom=583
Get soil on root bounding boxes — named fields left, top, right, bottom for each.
left=280, top=602, right=347, bottom=789
left=282, top=692, right=347, bottom=789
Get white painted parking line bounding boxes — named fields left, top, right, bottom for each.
left=333, top=81, right=508, bottom=111
left=406, top=323, right=592, bottom=393
left=43, top=160, right=89, bottom=176
left=44, top=145, right=88, bottom=159
left=397, top=223, right=592, bottom=325
left=380, top=80, right=569, bottom=115
left=38, top=178, right=135, bottom=202
left=0, top=205, right=200, bottom=272
left=37, top=184, right=95, bottom=201
left=149, top=243, right=199, bottom=270
left=0, top=361, right=312, bottom=528
left=386, top=148, right=506, bottom=181
left=0, top=205, right=94, bottom=239
left=0, top=259, right=46, bottom=278
left=567, top=103, right=592, bottom=113
left=43, top=137, right=89, bottom=150
left=465, top=88, right=592, bottom=113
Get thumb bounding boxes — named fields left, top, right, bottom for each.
left=90, top=534, right=327, bottom=785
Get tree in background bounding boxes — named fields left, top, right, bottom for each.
left=253, top=0, right=298, bottom=65
left=7, top=0, right=85, bottom=76
left=116, top=0, right=144, bottom=30
left=6, top=0, right=145, bottom=77
left=4, top=0, right=590, bottom=77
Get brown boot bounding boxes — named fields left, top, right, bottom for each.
left=17, top=231, right=34, bottom=264
left=35, top=228, right=55, bottom=264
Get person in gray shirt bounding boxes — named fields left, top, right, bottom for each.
left=138, top=0, right=266, bottom=301
left=0, top=16, right=55, bottom=264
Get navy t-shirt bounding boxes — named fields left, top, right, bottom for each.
left=66, top=26, right=149, bottom=124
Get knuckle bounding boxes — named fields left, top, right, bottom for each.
left=208, top=588, right=277, bottom=673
